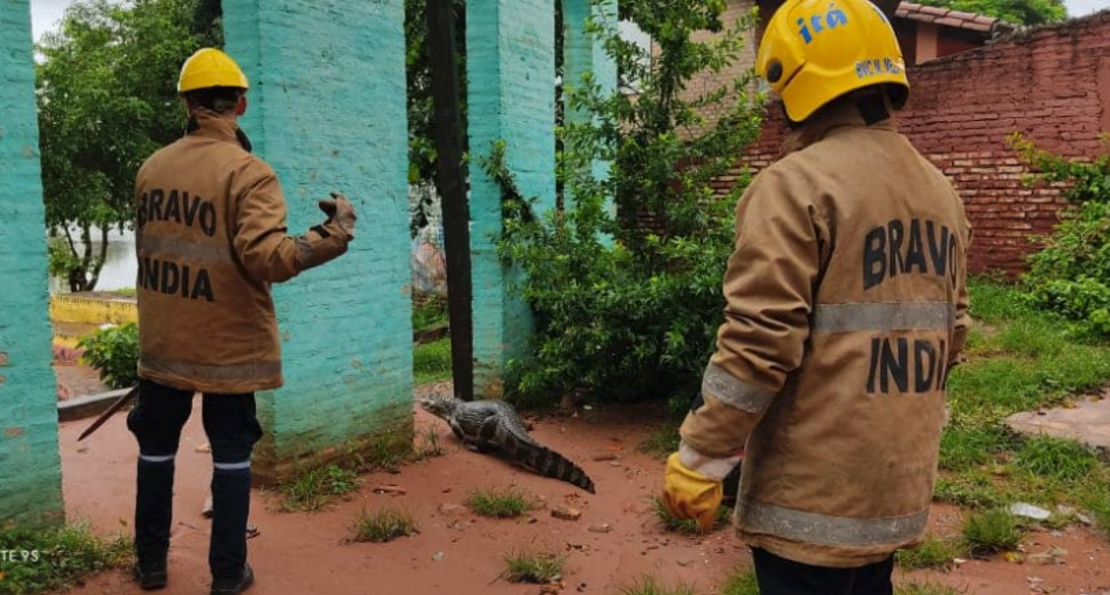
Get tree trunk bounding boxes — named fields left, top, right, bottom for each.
left=85, top=226, right=109, bottom=292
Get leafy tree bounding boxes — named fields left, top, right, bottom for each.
left=493, top=0, right=764, bottom=405
left=918, top=0, right=1067, bottom=25
left=37, top=0, right=212, bottom=292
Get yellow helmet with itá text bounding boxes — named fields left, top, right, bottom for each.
left=755, top=0, right=909, bottom=123
left=177, top=48, right=249, bottom=94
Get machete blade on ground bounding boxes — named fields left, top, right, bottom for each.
left=77, top=385, right=139, bottom=442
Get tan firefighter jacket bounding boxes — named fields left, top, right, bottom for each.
left=680, top=98, right=972, bottom=568
left=133, top=111, right=350, bottom=394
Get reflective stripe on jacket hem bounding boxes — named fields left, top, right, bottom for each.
left=738, top=500, right=929, bottom=547
left=701, top=363, right=777, bottom=414
left=138, top=234, right=232, bottom=263
left=140, top=357, right=281, bottom=385
left=812, top=302, right=954, bottom=334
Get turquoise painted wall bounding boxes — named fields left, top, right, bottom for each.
left=223, top=0, right=413, bottom=476
left=0, top=0, right=65, bottom=526
left=467, top=0, right=557, bottom=396
left=563, top=0, right=617, bottom=194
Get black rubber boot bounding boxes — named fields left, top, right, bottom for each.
left=133, top=560, right=168, bottom=591
left=210, top=562, right=254, bottom=595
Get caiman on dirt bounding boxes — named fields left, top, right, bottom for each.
left=419, top=395, right=596, bottom=494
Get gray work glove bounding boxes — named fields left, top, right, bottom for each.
left=315, top=192, right=357, bottom=241
left=294, top=192, right=357, bottom=272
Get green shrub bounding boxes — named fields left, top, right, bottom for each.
left=0, top=523, right=132, bottom=595
left=491, top=0, right=763, bottom=405
left=77, top=323, right=139, bottom=389
left=1011, top=133, right=1110, bottom=336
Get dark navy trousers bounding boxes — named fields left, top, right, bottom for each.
left=752, top=547, right=895, bottom=595
left=127, top=379, right=262, bottom=580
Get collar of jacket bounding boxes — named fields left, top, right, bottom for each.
left=780, top=97, right=897, bottom=157
left=187, top=110, right=253, bottom=152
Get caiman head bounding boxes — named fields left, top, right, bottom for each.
left=418, top=393, right=460, bottom=420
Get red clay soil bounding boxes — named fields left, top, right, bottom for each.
left=56, top=386, right=1110, bottom=595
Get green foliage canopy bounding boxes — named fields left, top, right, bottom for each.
left=36, top=0, right=218, bottom=292
left=918, top=0, right=1066, bottom=26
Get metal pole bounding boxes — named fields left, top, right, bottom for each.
left=426, top=0, right=475, bottom=401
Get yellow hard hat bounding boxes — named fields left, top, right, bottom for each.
left=177, top=48, right=249, bottom=94
left=756, top=0, right=909, bottom=123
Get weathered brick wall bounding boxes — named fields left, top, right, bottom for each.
left=0, top=0, right=65, bottom=526
left=467, top=0, right=556, bottom=397
left=224, top=0, right=413, bottom=481
left=678, top=0, right=760, bottom=130
left=733, top=11, right=1110, bottom=276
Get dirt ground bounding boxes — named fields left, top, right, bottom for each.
left=54, top=363, right=109, bottom=401
left=56, top=384, right=1110, bottom=595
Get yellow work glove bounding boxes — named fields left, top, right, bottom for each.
left=663, top=452, right=723, bottom=532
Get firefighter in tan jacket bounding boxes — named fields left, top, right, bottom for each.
left=128, top=49, right=355, bottom=595
left=662, top=0, right=971, bottom=592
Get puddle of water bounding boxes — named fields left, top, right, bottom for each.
left=48, top=227, right=136, bottom=294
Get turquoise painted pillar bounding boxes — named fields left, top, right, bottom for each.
left=562, top=0, right=617, bottom=214
left=467, top=0, right=557, bottom=397
left=0, top=0, right=65, bottom=526
left=223, top=0, right=412, bottom=482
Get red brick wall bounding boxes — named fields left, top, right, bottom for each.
left=732, top=11, right=1110, bottom=277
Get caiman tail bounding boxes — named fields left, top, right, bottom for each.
left=502, top=434, right=596, bottom=494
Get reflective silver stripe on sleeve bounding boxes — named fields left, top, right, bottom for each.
left=138, top=234, right=232, bottom=263
left=214, top=461, right=252, bottom=471
left=739, top=500, right=930, bottom=547
left=701, top=363, right=776, bottom=414
left=141, top=357, right=281, bottom=384
left=812, top=302, right=955, bottom=333
left=139, top=454, right=176, bottom=463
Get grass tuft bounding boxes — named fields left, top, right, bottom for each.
left=0, top=522, right=133, bottom=595
left=466, top=486, right=536, bottom=518
left=619, top=576, right=696, bottom=595
left=639, top=423, right=681, bottom=458
left=651, top=496, right=731, bottom=535
left=721, top=568, right=761, bottom=595
left=896, top=535, right=963, bottom=570
left=414, top=427, right=447, bottom=461
left=352, top=507, right=418, bottom=543
left=962, top=508, right=1024, bottom=556
left=896, top=582, right=966, bottom=595
left=503, top=551, right=566, bottom=584
left=279, top=464, right=360, bottom=512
